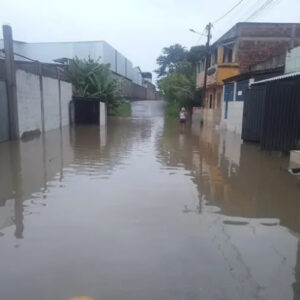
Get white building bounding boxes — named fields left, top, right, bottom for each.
left=0, top=40, right=144, bottom=86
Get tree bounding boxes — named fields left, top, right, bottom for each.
left=155, top=44, right=187, bottom=78
left=187, top=45, right=206, bottom=66
left=156, top=44, right=205, bottom=114
left=158, top=62, right=196, bottom=109
left=64, top=57, right=122, bottom=110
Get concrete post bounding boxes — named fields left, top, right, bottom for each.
left=38, top=62, right=45, bottom=133
left=99, top=101, right=107, bottom=127
left=3, top=25, right=19, bottom=139
left=57, top=68, right=62, bottom=129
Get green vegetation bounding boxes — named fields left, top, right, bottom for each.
left=64, top=57, right=123, bottom=111
left=155, top=44, right=205, bottom=117
left=110, top=102, right=132, bottom=117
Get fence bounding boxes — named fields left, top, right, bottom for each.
left=242, top=78, right=300, bottom=152
left=261, top=80, right=300, bottom=151
left=242, top=86, right=266, bottom=142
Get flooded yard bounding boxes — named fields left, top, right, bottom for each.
left=0, top=101, right=300, bottom=300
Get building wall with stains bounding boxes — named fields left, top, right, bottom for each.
left=16, top=69, right=72, bottom=138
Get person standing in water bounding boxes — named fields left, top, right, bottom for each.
left=179, top=107, right=187, bottom=131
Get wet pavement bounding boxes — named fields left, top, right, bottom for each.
left=0, top=100, right=300, bottom=300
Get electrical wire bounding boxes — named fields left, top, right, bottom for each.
left=212, top=0, right=281, bottom=42
left=245, top=0, right=279, bottom=21
left=213, top=0, right=246, bottom=24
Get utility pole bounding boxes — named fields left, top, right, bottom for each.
left=202, top=22, right=212, bottom=106
left=3, top=25, right=19, bottom=139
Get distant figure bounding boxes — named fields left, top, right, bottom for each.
left=179, top=107, right=187, bottom=131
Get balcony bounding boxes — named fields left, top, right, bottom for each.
left=196, top=62, right=240, bottom=89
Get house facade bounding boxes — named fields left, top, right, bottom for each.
left=197, top=22, right=300, bottom=125
left=221, top=45, right=300, bottom=135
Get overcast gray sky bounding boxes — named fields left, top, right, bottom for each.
left=1, top=0, right=300, bottom=75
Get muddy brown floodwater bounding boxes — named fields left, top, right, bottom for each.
left=0, top=100, right=300, bottom=300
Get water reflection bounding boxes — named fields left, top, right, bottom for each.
left=0, top=101, right=300, bottom=300
left=157, top=119, right=300, bottom=300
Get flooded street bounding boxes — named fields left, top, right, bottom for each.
left=1, top=100, right=300, bottom=300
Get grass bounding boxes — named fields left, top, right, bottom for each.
left=110, top=102, right=131, bottom=117
left=165, top=102, right=181, bottom=118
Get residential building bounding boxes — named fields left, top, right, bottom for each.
left=197, top=22, right=300, bottom=125
left=221, top=55, right=285, bottom=134
left=221, top=45, right=300, bottom=135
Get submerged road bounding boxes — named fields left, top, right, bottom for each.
left=0, top=100, right=300, bottom=300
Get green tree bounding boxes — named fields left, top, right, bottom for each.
left=187, top=45, right=206, bottom=66
left=155, top=44, right=187, bottom=78
left=64, top=57, right=122, bottom=110
left=156, top=44, right=205, bottom=115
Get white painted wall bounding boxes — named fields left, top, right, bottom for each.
left=16, top=70, right=42, bottom=137
left=16, top=69, right=72, bottom=138
left=221, top=100, right=244, bottom=135
left=43, top=77, right=60, bottom=131
left=285, top=46, right=300, bottom=73
left=99, top=102, right=107, bottom=127
left=60, top=81, right=72, bottom=127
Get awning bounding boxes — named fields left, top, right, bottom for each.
left=251, top=71, right=300, bottom=86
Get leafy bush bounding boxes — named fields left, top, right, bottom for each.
left=64, top=57, right=123, bottom=110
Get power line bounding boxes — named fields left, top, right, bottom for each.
left=245, top=0, right=279, bottom=21
left=212, top=0, right=281, bottom=41
left=213, top=0, right=246, bottom=24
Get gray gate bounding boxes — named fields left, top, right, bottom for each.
left=261, top=80, right=300, bottom=152
left=242, top=86, right=266, bottom=142
left=0, top=81, right=9, bottom=142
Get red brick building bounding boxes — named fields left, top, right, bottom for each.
left=197, top=22, right=300, bottom=124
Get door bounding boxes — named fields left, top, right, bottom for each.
left=0, top=81, right=9, bottom=142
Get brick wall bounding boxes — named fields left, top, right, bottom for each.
left=239, top=23, right=300, bottom=38
left=237, top=23, right=300, bottom=73
left=238, top=39, right=291, bottom=73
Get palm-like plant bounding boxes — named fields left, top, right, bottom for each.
left=64, top=57, right=123, bottom=110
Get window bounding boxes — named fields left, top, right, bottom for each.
left=211, top=48, right=218, bottom=66
left=197, top=60, right=205, bottom=73
left=223, top=44, right=234, bottom=63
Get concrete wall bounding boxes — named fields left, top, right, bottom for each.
left=202, top=108, right=222, bottom=128
left=43, top=77, right=60, bottom=131
left=286, top=46, right=300, bottom=73
left=0, top=81, right=9, bottom=142
left=221, top=101, right=244, bottom=134
left=16, top=69, right=72, bottom=138
left=99, top=102, right=107, bottom=127
left=60, top=81, right=72, bottom=127
left=16, top=70, right=42, bottom=136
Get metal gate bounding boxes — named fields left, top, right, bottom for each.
left=242, top=85, right=266, bottom=142
left=261, top=81, right=300, bottom=151
left=0, top=81, right=9, bottom=142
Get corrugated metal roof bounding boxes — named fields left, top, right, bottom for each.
left=251, top=71, right=300, bottom=86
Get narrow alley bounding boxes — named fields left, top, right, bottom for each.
left=0, top=101, right=299, bottom=300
